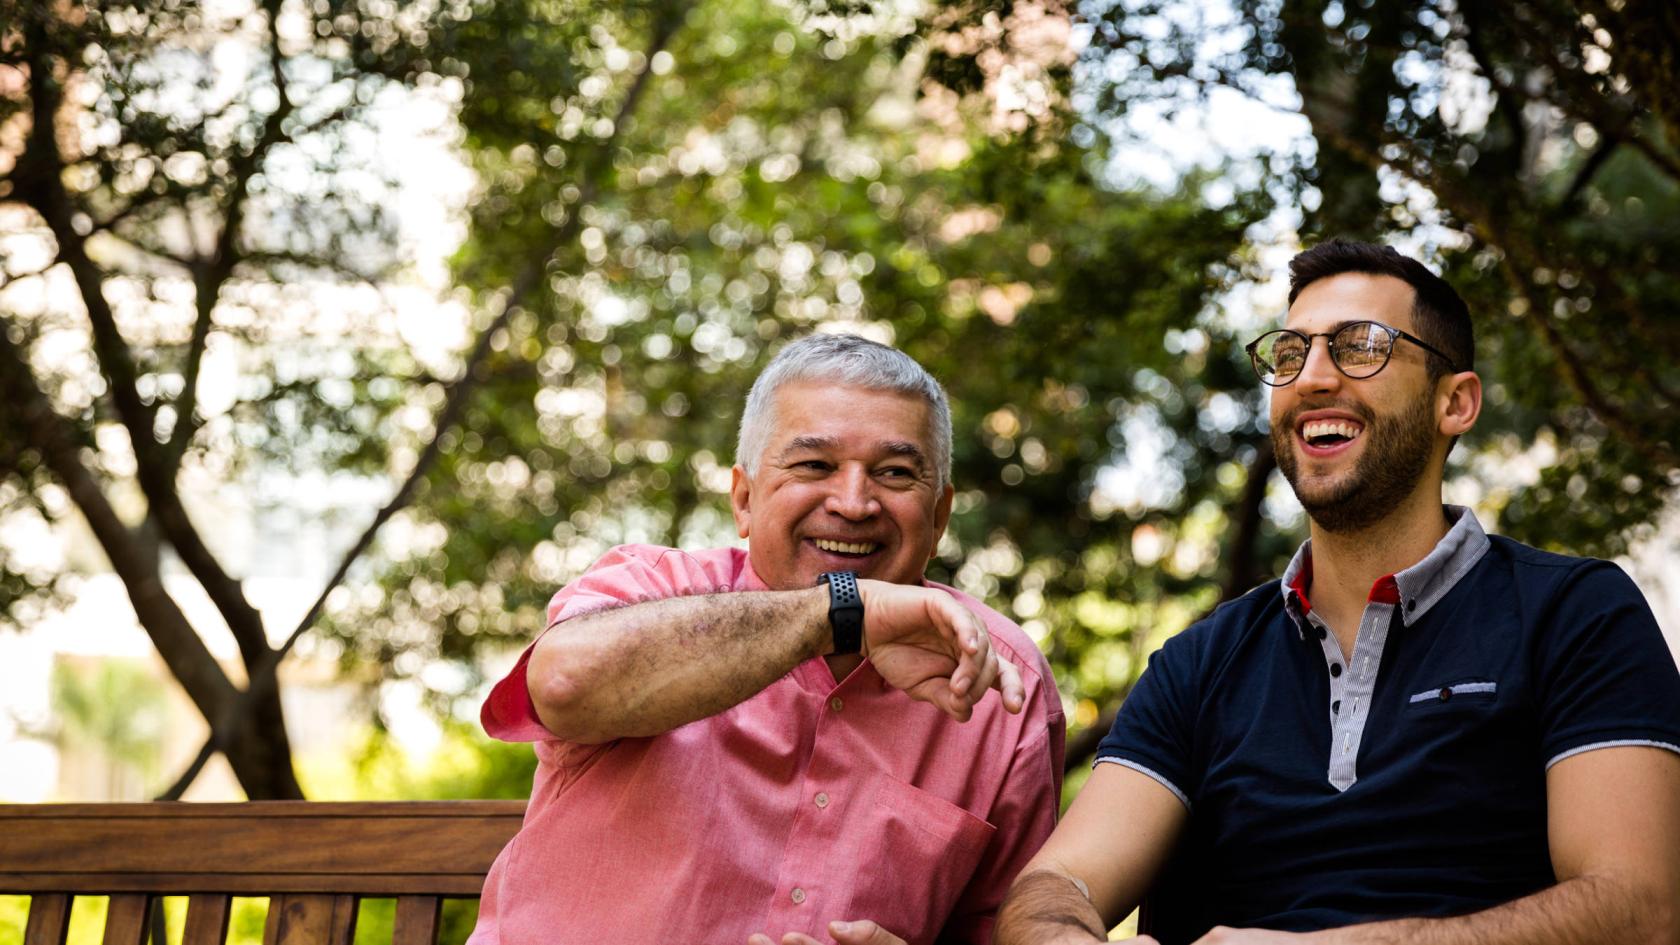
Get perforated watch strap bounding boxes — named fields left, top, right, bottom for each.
left=819, top=570, right=864, bottom=655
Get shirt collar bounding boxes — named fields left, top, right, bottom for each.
left=1279, top=506, right=1491, bottom=631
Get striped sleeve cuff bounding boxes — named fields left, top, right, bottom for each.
left=1093, top=757, right=1192, bottom=811
left=1545, top=738, right=1680, bottom=770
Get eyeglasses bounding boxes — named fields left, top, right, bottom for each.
left=1245, top=320, right=1458, bottom=387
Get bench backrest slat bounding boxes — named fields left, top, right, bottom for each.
left=391, top=896, right=441, bottom=945
left=23, top=892, right=70, bottom=945
left=183, top=895, right=233, bottom=945
left=101, top=894, right=150, bottom=945
left=264, top=894, right=357, bottom=945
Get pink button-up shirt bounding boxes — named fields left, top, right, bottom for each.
left=470, top=544, right=1065, bottom=945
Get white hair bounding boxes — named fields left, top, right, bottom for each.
left=736, top=333, right=953, bottom=490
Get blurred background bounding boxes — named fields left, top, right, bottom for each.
left=2, top=0, right=1677, bottom=829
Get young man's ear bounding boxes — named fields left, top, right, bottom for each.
left=1438, top=370, right=1482, bottom=439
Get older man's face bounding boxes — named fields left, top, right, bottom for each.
left=730, top=381, right=953, bottom=590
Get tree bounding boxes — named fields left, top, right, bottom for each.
left=0, top=0, right=490, bottom=798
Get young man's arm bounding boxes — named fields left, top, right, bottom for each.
left=995, top=762, right=1190, bottom=944
left=1188, top=746, right=1680, bottom=945
left=528, top=578, right=1024, bottom=743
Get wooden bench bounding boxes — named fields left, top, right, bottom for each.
left=0, top=801, right=525, bottom=945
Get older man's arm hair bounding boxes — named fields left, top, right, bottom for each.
left=529, top=586, right=833, bottom=744
left=529, top=578, right=1017, bottom=744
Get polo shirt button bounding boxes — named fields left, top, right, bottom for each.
left=1315, top=626, right=1327, bottom=640
left=791, top=887, right=806, bottom=904
left=1439, top=687, right=1453, bottom=702
left=815, top=792, right=829, bottom=808
left=1332, top=700, right=1341, bottom=714
left=1406, top=600, right=1416, bottom=612
left=829, top=696, right=844, bottom=712
left=1330, top=663, right=1342, bottom=677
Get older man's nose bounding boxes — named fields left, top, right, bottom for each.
left=825, top=467, right=880, bottom=519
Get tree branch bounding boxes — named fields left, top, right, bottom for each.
left=167, top=0, right=297, bottom=470
left=0, top=321, right=240, bottom=735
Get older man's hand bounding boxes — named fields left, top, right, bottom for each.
left=749, top=918, right=908, bottom=945
left=856, top=579, right=1026, bottom=721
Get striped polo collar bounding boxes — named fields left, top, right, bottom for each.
left=1280, top=506, right=1492, bottom=634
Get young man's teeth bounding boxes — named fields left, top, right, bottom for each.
left=1302, top=420, right=1362, bottom=442
left=815, top=539, right=878, bottom=555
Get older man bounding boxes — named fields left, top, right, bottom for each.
left=996, top=239, right=1680, bottom=945
left=469, top=333, right=1065, bottom=945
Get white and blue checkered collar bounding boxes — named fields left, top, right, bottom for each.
left=1280, top=506, right=1492, bottom=630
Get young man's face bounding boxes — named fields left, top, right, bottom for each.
left=1269, top=272, right=1445, bottom=533
left=731, top=381, right=954, bottom=590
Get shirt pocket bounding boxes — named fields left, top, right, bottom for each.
left=1405, top=680, right=1498, bottom=714
left=841, top=773, right=996, bottom=945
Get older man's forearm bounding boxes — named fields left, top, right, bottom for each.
left=996, top=870, right=1110, bottom=945
left=527, top=586, right=832, bottom=744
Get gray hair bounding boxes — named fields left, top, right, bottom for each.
left=736, top=333, right=953, bottom=490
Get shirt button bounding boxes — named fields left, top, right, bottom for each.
left=791, top=888, right=806, bottom=904
left=1315, top=626, right=1328, bottom=640
left=814, top=792, right=829, bottom=809
left=1439, top=687, right=1453, bottom=702
left=1332, top=700, right=1341, bottom=715
left=829, top=696, right=844, bottom=712
left=1330, top=663, right=1343, bottom=678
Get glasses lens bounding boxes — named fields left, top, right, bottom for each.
left=1256, top=331, right=1308, bottom=382
left=1332, top=322, right=1393, bottom=377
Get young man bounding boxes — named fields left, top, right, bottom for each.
left=996, top=239, right=1680, bottom=945
left=469, top=333, right=1065, bottom=945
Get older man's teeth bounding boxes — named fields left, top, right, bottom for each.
left=1302, top=420, right=1363, bottom=444
left=815, top=539, right=879, bottom=555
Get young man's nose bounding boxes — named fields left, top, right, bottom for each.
left=1293, top=336, right=1344, bottom=394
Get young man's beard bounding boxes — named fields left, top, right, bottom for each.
left=1273, top=388, right=1438, bottom=534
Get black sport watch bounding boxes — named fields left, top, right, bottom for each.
left=819, top=571, right=864, bottom=655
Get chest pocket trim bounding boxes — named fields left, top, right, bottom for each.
left=1407, top=680, right=1497, bottom=704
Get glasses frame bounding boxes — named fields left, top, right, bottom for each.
left=1245, top=320, right=1460, bottom=388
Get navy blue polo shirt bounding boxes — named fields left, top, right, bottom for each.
left=1096, top=508, right=1680, bottom=945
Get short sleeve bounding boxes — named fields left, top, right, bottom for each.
left=479, top=545, right=734, bottom=743
left=1535, top=560, right=1680, bottom=768
left=1094, top=631, right=1202, bottom=809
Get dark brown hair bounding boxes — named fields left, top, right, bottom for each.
left=1288, top=238, right=1474, bottom=376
